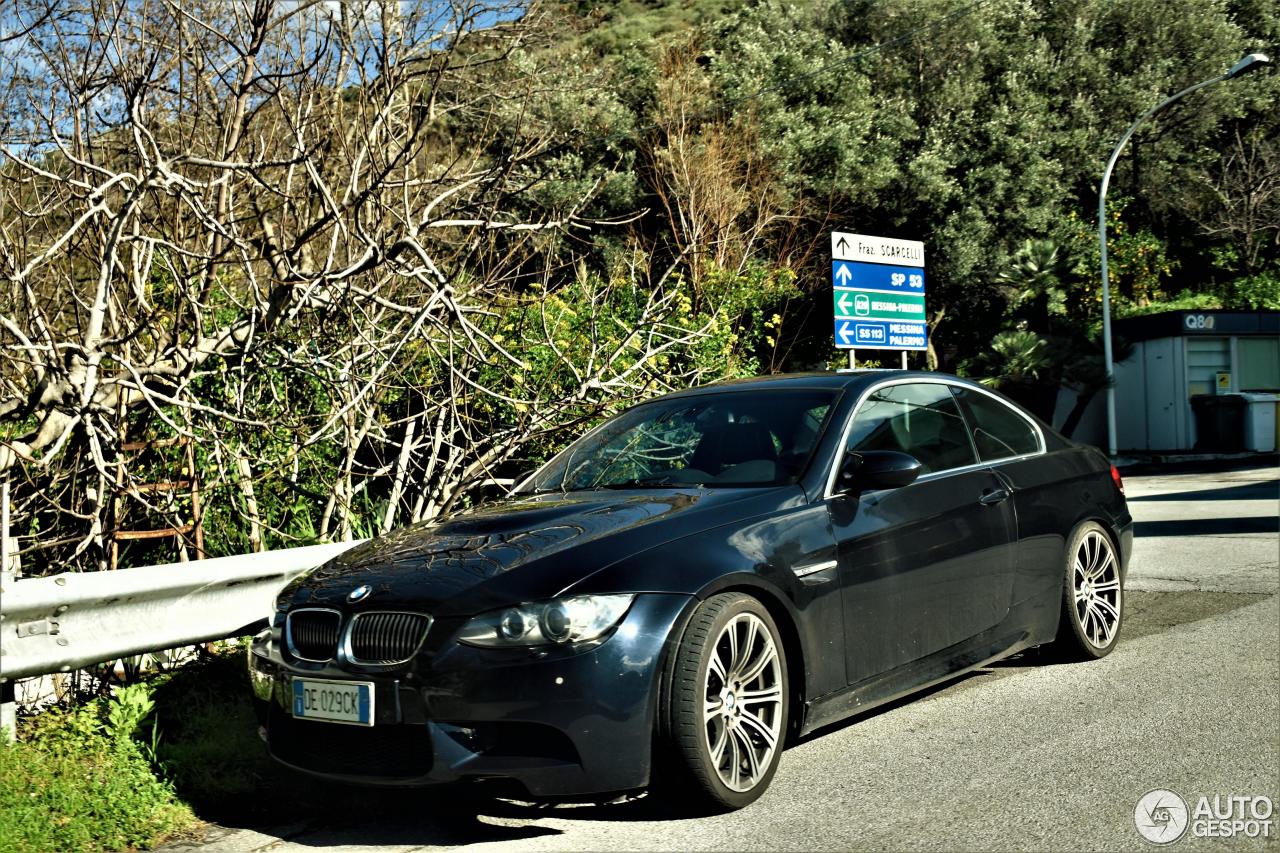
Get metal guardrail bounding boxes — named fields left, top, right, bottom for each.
left=0, top=541, right=364, bottom=683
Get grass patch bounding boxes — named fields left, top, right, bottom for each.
left=0, top=645, right=405, bottom=849
left=0, top=690, right=199, bottom=853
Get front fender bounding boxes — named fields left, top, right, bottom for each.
left=565, top=500, right=846, bottom=708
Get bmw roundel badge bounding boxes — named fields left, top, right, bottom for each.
left=347, top=585, right=372, bottom=603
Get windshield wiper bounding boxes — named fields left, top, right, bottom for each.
left=515, top=482, right=571, bottom=495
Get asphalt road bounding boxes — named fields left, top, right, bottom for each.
left=177, top=462, right=1279, bottom=853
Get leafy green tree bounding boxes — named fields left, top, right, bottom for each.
left=5, top=0, right=1278, bottom=570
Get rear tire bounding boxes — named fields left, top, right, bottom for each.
left=1051, top=521, right=1123, bottom=660
left=656, top=592, right=788, bottom=812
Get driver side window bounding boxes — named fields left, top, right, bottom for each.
left=845, top=383, right=977, bottom=475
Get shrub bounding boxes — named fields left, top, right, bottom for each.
left=0, top=691, right=198, bottom=852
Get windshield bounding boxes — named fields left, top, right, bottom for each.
left=520, top=389, right=837, bottom=492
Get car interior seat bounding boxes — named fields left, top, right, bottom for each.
left=690, top=421, right=778, bottom=476
left=888, top=406, right=972, bottom=474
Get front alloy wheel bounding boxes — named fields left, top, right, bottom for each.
left=660, top=593, right=788, bottom=811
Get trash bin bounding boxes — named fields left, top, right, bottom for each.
left=1190, top=394, right=1247, bottom=452
left=1239, top=393, right=1279, bottom=453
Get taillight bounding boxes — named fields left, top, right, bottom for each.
left=1110, top=464, right=1125, bottom=496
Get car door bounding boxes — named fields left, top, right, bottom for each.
left=828, top=381, right=1017, bottom=685
left=950, top=385, right=1056, bottom=609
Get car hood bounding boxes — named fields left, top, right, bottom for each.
left=279, top=487, right=800, bottom=616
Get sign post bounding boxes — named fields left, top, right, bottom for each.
left=831, top=232, right=927, bottom=368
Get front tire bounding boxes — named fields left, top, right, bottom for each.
left=659, top=592, right=788, bottom=811
left=1051, top=521, right=1123, bottom=660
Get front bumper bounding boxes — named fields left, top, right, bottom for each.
left=249, top=593, right=694, bottom=797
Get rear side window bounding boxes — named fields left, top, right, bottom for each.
left=952, top=388, right=1041, bottom=461
left=844, top=383, right=977, bottom=474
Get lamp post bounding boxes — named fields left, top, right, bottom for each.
left=1098, top=52, right=1272, bottom=458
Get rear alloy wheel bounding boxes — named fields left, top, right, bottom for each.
left=1053, top=521, right=1123, bottom=660
left=660, top=593, right=788, bottom=811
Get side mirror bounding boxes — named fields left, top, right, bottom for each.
left=835, top=450, right=922, bottom=495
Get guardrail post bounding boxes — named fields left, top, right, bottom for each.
left=1, top=478, right=16, bottom=578
left=2, top=480, right=18, bottom=743
left=0, top=681, right=14, bottom=744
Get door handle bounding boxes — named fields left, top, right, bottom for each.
left=979, top=488, right=1010, bottom=506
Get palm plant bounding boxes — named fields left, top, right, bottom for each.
left=977, top=329, right=1053, bottom=387
left=995, top=239, right=1073, bottom=330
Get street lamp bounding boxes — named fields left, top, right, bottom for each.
left=1098, top=52, right=1272, bottom=457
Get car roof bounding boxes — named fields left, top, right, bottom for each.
left=663, top=370, right=985, bottom=398
left=660, top=370, right=1069, bottom=449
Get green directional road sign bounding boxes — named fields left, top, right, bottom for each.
left=833, top=288, right=926, bottom=322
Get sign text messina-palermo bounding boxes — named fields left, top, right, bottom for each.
left=831, top=232, right=927, bottom=352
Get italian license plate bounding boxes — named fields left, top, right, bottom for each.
left=292, top=677, right=374, bottom=726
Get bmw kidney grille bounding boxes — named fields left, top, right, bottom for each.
left=285, top=608, right=430, bottom=665
left=346, top=611, right=432, bottom=665
left=286, top=608, right=341, bottom=662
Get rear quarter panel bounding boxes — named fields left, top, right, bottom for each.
left=994, top=446, right=1132, bottom=633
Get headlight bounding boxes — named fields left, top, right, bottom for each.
left=457, top=594, right=635, bottom=648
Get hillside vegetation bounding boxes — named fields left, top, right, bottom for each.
left=0, top=0, right=1276, bottom=571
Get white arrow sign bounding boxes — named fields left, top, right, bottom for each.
left=837, top=321, right=854, bottom=345
left=835, top=263, right=852, bottom=286
left=832, top=232, right=925, bottom=267
left=837, top=292, right=851, bottom=313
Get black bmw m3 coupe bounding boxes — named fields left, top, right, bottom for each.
left=249, top=371, right=1132, bottom=810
